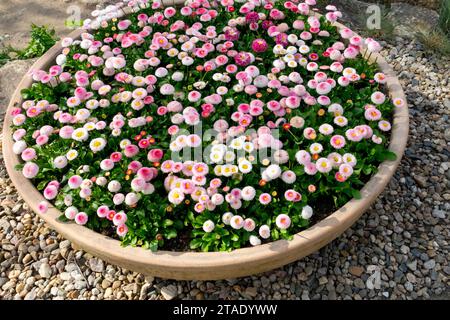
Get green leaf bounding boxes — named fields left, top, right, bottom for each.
left=189, top=238, right=202, bottom=250
left=363, top=166, right=373, bottom=175
left=36, top=180, right=47, bottom=191
left=57, top=215, right=69, bottom=222
left=383, top=151, right=398, bottom=161
left=149, top=240, right=159, bottom=252
left=163, top=219, right=174, bottom=227
left=164, top=229, right=177, bottom=240
left=271, top=229, right=280, bottom=240
left=201, top=241, right=211, bottom=252
left=376, top=150, right=397, bottom=162
left=351, top=189, right=362, bottom=200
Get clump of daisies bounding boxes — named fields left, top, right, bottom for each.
left=10, top=0, right=400, bottom=252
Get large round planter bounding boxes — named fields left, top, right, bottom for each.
left=2, top=3, right=409, bottom=280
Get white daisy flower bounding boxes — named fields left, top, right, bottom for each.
left=90, top=138, right=107, bottom=152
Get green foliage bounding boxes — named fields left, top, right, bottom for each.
left=413, top=0, right=450, bottom=56
left=0, top=50, right=10, bottom=68
left=0, top=24, right=57, bottom=67
left=439, top=0, right=450, bottom=36
left=416, top=25, right=450, bottom=56
left=14, top=24, right=58, bottom=59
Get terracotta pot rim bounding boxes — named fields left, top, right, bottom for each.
left=1, top=5, right=409, bottom=280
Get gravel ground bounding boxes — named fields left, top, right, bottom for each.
left=0, top=0, right=107, bottom=50
left=0, top=2, right=449, bottom=300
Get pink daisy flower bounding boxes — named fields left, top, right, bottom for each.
left=330, top=135, right=346, bottom=149
left=365, top=108, right=382, bottom=121
left=259, top=193, right=272, bottom=205
left=74, top=212, right=88, bottom=225
left=38, top=201, right=49, bottom=214
left=378, top=120, right=392, bottom=131
left=316, top=158, right=333, bottom=173
left=275, top=214, right=291, bottom=230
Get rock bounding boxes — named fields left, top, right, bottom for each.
left=423, top=260, right=436, bottom=270
left=144, top=275, right=155, bottom=284
left=407, top=260, right=418, bottom=271
left=88, top=258, right=104, bottom=273
left=38, top=263, right=52, bottom=279
left=59, top=240, right=71, bottom=249
left=139, top=282, right=151, bottom=300
left=160, top=285, right=178, bottom=300
left=261, top=276, right=270, bottom=288
left=64, top=263, right=77, bottom=273
left=443, top=266, right=450, bottom=275
left=444, top=128, right=450, bottom=142
left=366, top=266, right=381, bottom=290
left=406, top=273, right=416, bottom=283
left=354, top=278, right=365, bottom=289
left=318, top=276, right=328, bottom=285
left=67, top=290, right=79, bottom=299
left=349, top=266, right=364, bottom=277
left=301, top=290, right=310, bottom=300
left=104, top=288, right=113, bottom=299
left=413, top=175, right=428, bottom=188
left=59, top=272, right=71, bottom=281
left=2, top=280, right=15, bottom=291
left=101, top=279, right=112, bottom=289
left=112, top=280, right=121, bottom=290
left=74, top=280, right=87, bottom=290
left=195, top=292, right=205, bottom=300
left=273, top=292, right=282, bottom=300
left=24, top=289, right=37, bottom=300
left=444, top=99, right=450, bottom=109
left=245, top=287, right=258, bottom=298
left=123, top=283, right=139, bottom=294
left=50, top=286, right=59, bottom=296
left=0, top=219, right=11, bottom=233
left=55, top=260, right=66, bottom=273
left=0, top=277, right=8, bottom=287
left=432, top=209, right=446, bottom=219
left=405, top=282, right=414, bottom=291
left=8, top=270, right=20, bottom=279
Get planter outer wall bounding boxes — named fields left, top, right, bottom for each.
left=2, top=2, right=409, bottom=280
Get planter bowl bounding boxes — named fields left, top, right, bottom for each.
left=2, top=3, right=409, bottom=280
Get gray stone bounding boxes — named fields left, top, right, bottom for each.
left=0, top=277, right=8, bottom=287
left=88, top=258, right=104, bottom=273
left=38, top=263, right=52, bottom=279
left=423, top=260, right=436, bottom=270
left=24, top=289, right=37, bottom=300
left=123, top=283, right=139, bottom=294
left=139, top=283, right=151, bottom=300
left=245, top=287, right=258, bottom=298
left=160, top=285, right=178, bottom=300
left=59, top=272, right=71, bottom=281
left=407, top=260, right=418, bottom=271
left=354, top=278, right=365, bottom=289
left=432, top=209, right=446, bottom=219
left=74, top=280, right=87, bottom=290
